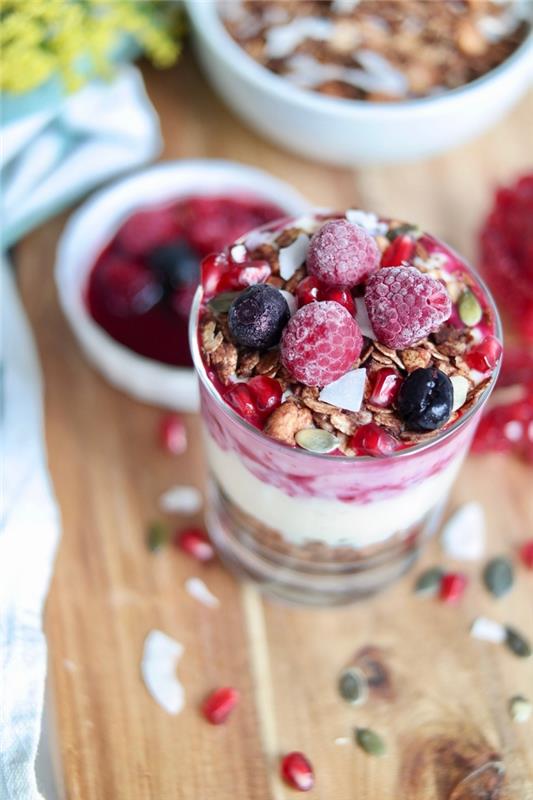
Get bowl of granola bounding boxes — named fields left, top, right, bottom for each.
left=185, top=0, right=533, bottom=165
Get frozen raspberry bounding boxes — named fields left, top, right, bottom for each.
left=364, top=267, right=451, bottom=349
left=307, top=219, right=380, bottom=288
left=281, top=301, right=363, bottom=387
left=94, top=255, right=163, bottom=317
left=116, top=207, right=179, bottom=256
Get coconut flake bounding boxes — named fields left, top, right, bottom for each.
left=159, top=485, right=202, bottom=515
left=441, top=502, right=486, bottom=561
left=450, top=375, right=470, bottom=412
left=291, top=215, right=322, bottom=234
left=230, top=243, right=248, bottom=263
left=185, top=577, right=220, bottom=608
left=279, top=233, right=309, bottom=280
left=354, top=296, right=377, bottom=340
left=346, top=209, right=387, bottom=236
left=319, top=368, right=366, bottom=412
left=265, top=18, right=333, bottom=59
left=470, top=617, right=506, bottom=644
left=279, top=289, right=297, bottom=316
left=141, top=630, right=185, bottom=715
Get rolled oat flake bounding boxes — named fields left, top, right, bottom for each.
left=354, top=727, right=386, bottom=757
left=483, top=556, right=514, bottom=597
left=458, top=288, right=483, bottom=327
left=508, top=695, right=532, bottom=723
left=338, top=667, right=369, bottom=706
left=505, top=626, right=532, bottom=658
left=295, top=428, right=339, bottom=453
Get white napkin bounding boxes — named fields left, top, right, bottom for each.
left=0, top=66, right=161, bottom=800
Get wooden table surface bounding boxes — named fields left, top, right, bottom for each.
left=17, top=52, right=533, bottom=800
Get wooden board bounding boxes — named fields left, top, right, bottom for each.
left=16, top=51, right=533, bottom=800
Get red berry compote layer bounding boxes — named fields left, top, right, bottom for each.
left=194, top=210, right=501, bottom=557
left=87, top=194, right=285, bottom=367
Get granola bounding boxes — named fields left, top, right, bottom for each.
left=220, top=0, right=529, bottom=102
left=199, top=209, right=501, bottom=455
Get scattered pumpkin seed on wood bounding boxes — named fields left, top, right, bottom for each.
left=505, top=626, right=532, bottom=658
left=338, top=667, right=369, bottom=706
left=354, top=727, right=386, bottom=757
left=483, top=557, right=514, bottom=597
left=508, top=694, right=532, bottom=723
left=414, top=566, right=444, bottom=596
left=147, top=521, right=168, bottom=552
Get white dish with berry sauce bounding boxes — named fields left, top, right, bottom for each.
left=191, top=210, right=503, bottom=604
left=55, top=160, right=309, bottom=410
left=185, top=0, right=532, bottom=164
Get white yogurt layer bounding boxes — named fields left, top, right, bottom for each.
left=205, top=434, right=464, bottom=548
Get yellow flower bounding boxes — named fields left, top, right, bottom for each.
left=1, top=0, right=182, bottom=94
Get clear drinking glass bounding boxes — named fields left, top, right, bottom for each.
left=189, top=253, right=502, bottom=607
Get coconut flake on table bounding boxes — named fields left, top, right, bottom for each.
left=185, top=577, right=220, bottom=608
left=265, top=18, right=334, bottom=59
left=319, top=368, right=366, bottom=412
left=279, top=289, right=297, bottom=316
left=345, top=209, right=387, bottom=236
left=354, top=296, right=377, bottom=339
left=441, top=502, right=486, bottom=561
left=279, top=232, right=310, bottom=280
left=470, top=617, right=506, bottom=644
left=332, top=0, right=361, bottom=13
left=141, top=630, right=185, bottom=715
left=159, top=485, right=202, bottom=515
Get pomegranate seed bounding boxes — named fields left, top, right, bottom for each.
left=202, top=687, right=239, bottom=724
left=215, top=267, right=242, bottom=294
left=159, top=413, right=187, bottom=455
left=175, top=528, right=214, bottom=562
left=296, top=275, right=321, bottom=307
left=466, top=336, right=502, bottom=372
left=369, top=368, right=403, bottom=408
left=201, top=252, right=229, bottom=298
left=225, top=384, right=261, bottom=426
left=350, top=423, right=398, bottom=456
left=238, top=261, right=271, bottom=287
left=248, top=375, right=282, bottom=415
left=519, top=539, right=533, bottom=569
left=322, top=286, right=355, bottom=315
left=381, top=234, right=416, bottom=267
left=280, top=752, right=315, bottom=792
left=439, top=572, right=468, bottom=603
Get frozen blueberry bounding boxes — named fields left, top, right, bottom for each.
left=147, top=240, right=199, bottom=291
left=396, top=367, right=453, bottom=432
left=228, top=284, right=290, bottom=350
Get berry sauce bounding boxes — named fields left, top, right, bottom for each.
left=87, top=195, right=285, bottom=367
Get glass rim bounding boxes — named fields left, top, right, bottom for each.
left=189, top=238, right=503, bottom=464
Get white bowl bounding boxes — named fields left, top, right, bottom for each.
left=185, top=0, right=533, bottom=165
left=55, top=160, right=309, bottom=410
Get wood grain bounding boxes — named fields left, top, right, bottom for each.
left=16, top=50, right=533, bottom=800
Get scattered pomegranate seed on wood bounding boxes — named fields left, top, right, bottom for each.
left=159, top=413, right=187, bottom=455
left=202, top=687, right=239, bottom=724
left=175, top=528, right=214, bottom=563
left=519, top=540, right=533, bottom=569
left=280, top=752, right=315, bottom=792
left=440, top=572, right=468, bottom=603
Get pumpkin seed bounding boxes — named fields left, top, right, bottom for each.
left=295, top=428, right=339, bottom=454
left=147, top=521, right=168, bottom=552
left=386, top=223, right=421, bottom=241
left=483, top=557, right=514, bottom=598
left=414, top=566, right=444, bottom=596
left=505, top=626, right=531, bottom=658
left=508, top=695, right=532, bottom=723
left=208, top=291, right=241, bottom=315
left=354, top=727, right=386, bottom=757
left=338, top=667, right=369, bottom=706
left=458, top=289, right=483, bottom=327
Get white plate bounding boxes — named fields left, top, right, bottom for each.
left=55, top=160, right=309, bottom=411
